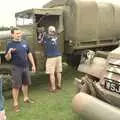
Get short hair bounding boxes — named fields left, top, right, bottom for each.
left=38, top=26, right=45, bottom=32
left=11, top=27, right=20, bottom=34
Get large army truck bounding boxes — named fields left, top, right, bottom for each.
left=1, top=0, right=120, bottom=72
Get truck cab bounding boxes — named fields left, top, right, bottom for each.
left=15, top=8, right=64, bottom=72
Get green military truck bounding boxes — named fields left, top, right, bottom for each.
left=0, top=0, right=120, bottom=73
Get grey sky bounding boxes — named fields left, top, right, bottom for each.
left=0, top=0, right=51, bottom=27
left=0, top=0, right=119, bottom=27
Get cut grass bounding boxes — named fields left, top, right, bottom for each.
left=5, top=67, right=80, bottom=120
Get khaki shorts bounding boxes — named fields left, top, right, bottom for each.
left=46, top=56, right=62, bottom=74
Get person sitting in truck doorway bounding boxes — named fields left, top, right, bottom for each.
left=38, top=25, right=62, bottom=92
left=37, top=26, right=46, bottom=43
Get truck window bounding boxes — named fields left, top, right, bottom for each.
left=16, top=15, right=33, bottom=26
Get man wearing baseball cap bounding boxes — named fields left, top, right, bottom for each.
left=39, top=25, right=62, bottom=92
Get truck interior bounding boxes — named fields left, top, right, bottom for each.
left=36, top=14, right=59, bottom=30
left=35, top=14, right=60, bottom=42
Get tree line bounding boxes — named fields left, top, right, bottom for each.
left=0, top=26, right=12, bottom=31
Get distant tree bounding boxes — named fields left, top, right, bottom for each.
left=0, top=26, right=10, bottom=31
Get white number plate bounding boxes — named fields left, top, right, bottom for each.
left=105, top=79, right=120, bottom=94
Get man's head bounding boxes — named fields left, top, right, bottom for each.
left=11, top=27, right=22, bottom=40
left=48, top=26, right=56, bottom=36
left=38, top=26, right=45, bottom=33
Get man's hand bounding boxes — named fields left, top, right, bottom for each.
left=0, top=110, right=7, bottom=120
left=5, top=48, right=16, bottom=61
left=32, top=65, right=36, bottom=73
left=8, top=48, right=16, bottom=54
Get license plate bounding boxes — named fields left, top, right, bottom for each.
left=105, top=79, right=120, bottom=94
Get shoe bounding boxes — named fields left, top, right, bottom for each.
left=24, top=99, right=34, bottom=104
left=48, top=88, right=56, bottom=93
left=13, top=105, right=20, bottom=112
left=56, top=86, right=62, bottom=90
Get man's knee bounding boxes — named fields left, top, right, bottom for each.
left=49, top=73, right=55, bottom=79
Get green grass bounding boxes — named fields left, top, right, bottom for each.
left=5, top=67, right=80, bottom=120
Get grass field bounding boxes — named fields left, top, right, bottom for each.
left=5, top=66, right=80, bottom=120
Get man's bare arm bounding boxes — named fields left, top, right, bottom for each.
left=28, top=52, right=36, bottom=72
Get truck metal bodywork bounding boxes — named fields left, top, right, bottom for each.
left=1, top=0, right=120, bottom=72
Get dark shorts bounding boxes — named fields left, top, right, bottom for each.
left=11, top=65, right=31, bottom=88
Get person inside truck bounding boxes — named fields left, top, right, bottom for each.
left=37, top=26, right=46, bottom=43
left=38, top=25, right=62, bottom=92
left=5, top=27, right=36, bottom=112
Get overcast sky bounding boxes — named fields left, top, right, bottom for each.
left=0, top=0, right=120, bottom=27
left=0, top=0, right=51, bottom=27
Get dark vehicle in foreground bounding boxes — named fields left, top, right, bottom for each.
left=73, top=47, right=120, bottom=120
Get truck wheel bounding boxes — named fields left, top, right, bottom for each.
left=66, top=54, right=81, bottom=68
